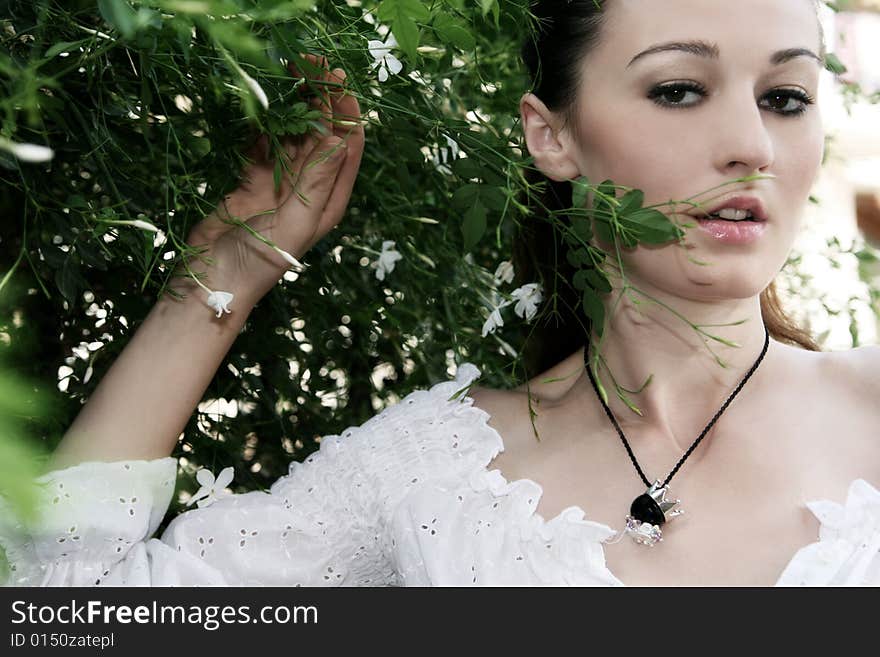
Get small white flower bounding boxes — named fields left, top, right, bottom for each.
left=368, top=31, right=403, bottom=83
left=374, top=240, right=403, bottom=281
left=494, top=260, right=514, bottom=285
left=511, top=283, right=543, bottom=322
left=481, top=305, right=506, bottom=338
left=228, top=59, right=269, bottom=110
left=273, top=245, right=306, bottom=271
left=240, top=69, right=269, bottom=110
left=127, top=219, right=160, bottom=233
left=0, top=137, right=54, bottom=162
left=206, top=290, right=234, bottom=318
left=186, top=466, right=235, bottom=509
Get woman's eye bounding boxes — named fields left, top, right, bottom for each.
left=759, top=90, right=814, bottom=116
left=648, top=83, right=705, bottom=108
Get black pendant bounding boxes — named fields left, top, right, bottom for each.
left=622, top=480, right=684, bottom=546
left=630, top=491, right=667, bottom=526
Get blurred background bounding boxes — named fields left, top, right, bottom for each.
left=792, top=0, right=880, bottom=347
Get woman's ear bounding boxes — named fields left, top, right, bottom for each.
left=520, top=92, right=582, bottom=182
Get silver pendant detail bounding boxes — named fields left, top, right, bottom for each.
left=623, top=480, right=684, bottom=547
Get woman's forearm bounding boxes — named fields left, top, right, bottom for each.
left=46, top=287, right=254, bottom=473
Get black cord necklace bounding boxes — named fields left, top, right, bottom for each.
left=584, top=325, right=770, bottom=546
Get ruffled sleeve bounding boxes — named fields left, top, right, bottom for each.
left=0, top=458, right=177, bottom=586
left=776, top=479, right=880, bottom=586
left=1, top=363, right=489, bottom=587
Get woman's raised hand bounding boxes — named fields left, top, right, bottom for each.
left=176, top=54, right=365, bottom=308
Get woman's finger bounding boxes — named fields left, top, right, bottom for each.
left=317, top=84, right=364, bottom=236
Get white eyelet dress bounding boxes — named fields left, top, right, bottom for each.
left=1, top=363, right=878, bottom=586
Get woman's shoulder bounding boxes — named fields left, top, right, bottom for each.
left=467, top=346, right=586, bottom=466
left=783, top=341, right=880, bottom=479
left=789, top=341, right=880, bottom=400
left=824, top=342, right=880, bottom=391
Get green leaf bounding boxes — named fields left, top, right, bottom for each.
left=191, top=137, right=212, bottom=158
left=568, top=247, right=593, bottom=267
left=618, top=228, right=640, bottom=249
left=591, top=179, right=619, bottom=230
left=462, top=201, right=487, bottom=253
left=594, top=217, right=615, bottom=245
left=451, top=157, right=482, bottom=181
left=618, top=189, right=644, bottom=216
left=98, top=0, right=137, bottom=39
left=391, top=17, right=420, bottom=63
left=595, top=179, right=617, bottom=208
left=849, top=309, right=859, bottom=347
left=824, top=52, right=847, bottom=76
left=378, top=0, right=430, bottom=22
left=66, top=194, right=87, bottom=208
left=451, top=183, right=481, bottom=211
left=855, top=249, right=879, bottom=264
left=585, top=268, right=612, bottom=294
left=200, top=18, right=266, bottom=63
left=480, top=186, right=507, bottom=212
left=566, top=248, right=591, bottom=268
left=54, top=260, right=87, bottom=304
left=174, top=20, right=193, bottom=64
left=582, top=288, right=605, bottom=337
left=44, top=40, right=86, bottom=59
left=0, top=426, right=44, bottom=522
left=0, top=369, right=52, bottom=524
left=621, top=208, right=682, bottom=244
left=571, top=216, right=592, bottom=242
left=571, top=176, right=590, bottom=208
left=76, top=241, right=109, bottom=271
left=433, top=13, right=476, bottom=52
left=379, top=0, right=429, bottom=62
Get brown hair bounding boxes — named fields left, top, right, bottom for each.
left=514, top=0, right=821, bottom=380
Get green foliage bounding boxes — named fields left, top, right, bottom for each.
left=0, top=0, right=563, bottom=521
left=0, top=281, right=59, bottom=576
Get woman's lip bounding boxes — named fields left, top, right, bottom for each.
left=695, top=217, right=768, bottom=244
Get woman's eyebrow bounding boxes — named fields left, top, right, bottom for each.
left=626, top=40, right=822, bottom=68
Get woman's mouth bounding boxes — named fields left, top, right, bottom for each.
left=695, top=215, right=767, bottom=244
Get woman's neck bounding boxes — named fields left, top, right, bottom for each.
left=585, top=286, right=772, bottom=452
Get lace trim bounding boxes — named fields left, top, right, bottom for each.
left=777, top=478, right=880, bottom=586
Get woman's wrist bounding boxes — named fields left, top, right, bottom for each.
left=161, top=277, right=260, bottom=324
left=164, top=252, right=269, bottom=319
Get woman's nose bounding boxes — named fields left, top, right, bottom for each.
left=713, top=93, right=775, bottom=176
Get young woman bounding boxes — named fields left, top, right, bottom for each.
left=3, top=0, right=878, bottom=587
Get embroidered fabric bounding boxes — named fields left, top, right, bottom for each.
left=1, top=363, right=877, bottom=586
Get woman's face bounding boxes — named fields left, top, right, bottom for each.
left=539, top=0, right=826, bottom=302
